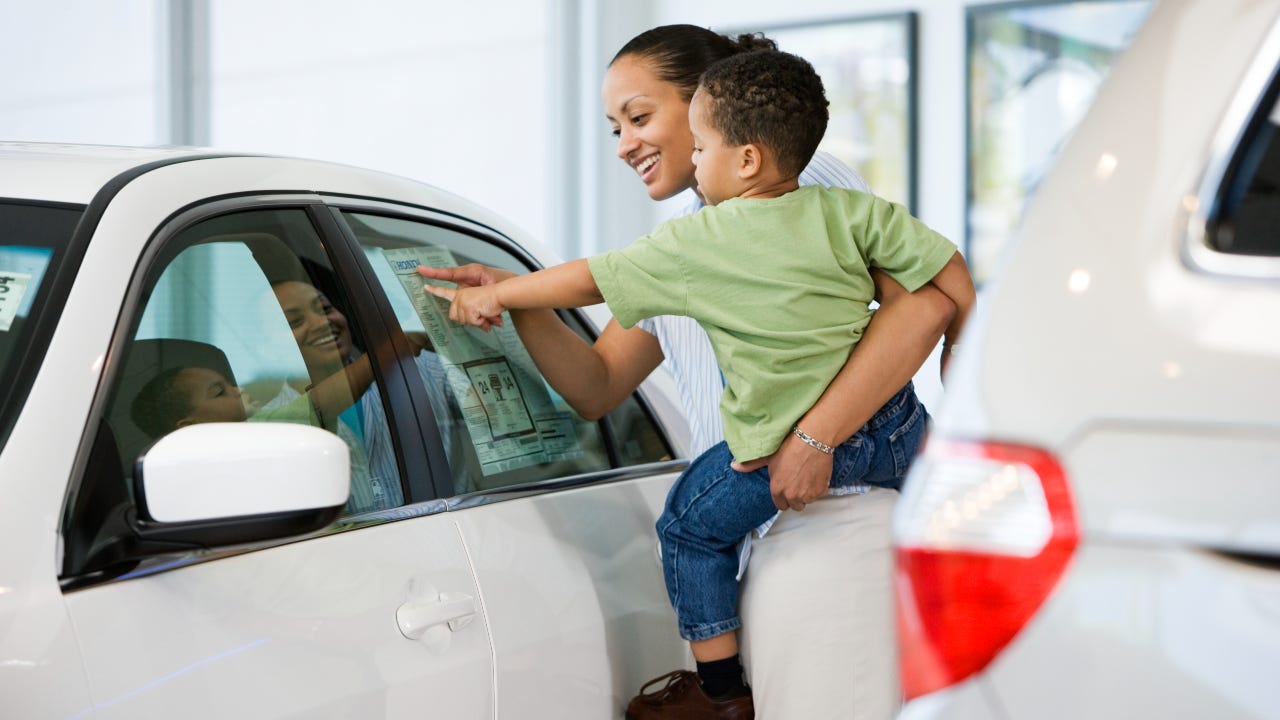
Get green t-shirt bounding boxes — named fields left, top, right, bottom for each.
left=588, top=185, right=956, bottom=461
left=249, top=393, right=317, bottom=425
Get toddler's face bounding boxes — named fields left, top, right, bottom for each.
left=688, top=90, right=742, bottom=207
left=175, top=367, right=247, bottom=427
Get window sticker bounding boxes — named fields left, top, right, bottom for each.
left=0, top=246, right=53, bottom=333
left=384, top=247, right=584, bottom=476
left=0, top=271, right=32, bottom=332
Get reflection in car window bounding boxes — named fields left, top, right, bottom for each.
left=1211, top=91, right=1280, bottom=256
left=109, top=209, right=412, bottom=516
left=344, top=211, right=670, bottom=495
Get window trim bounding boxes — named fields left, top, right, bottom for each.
left=1185, top=15, right=1280, bottom=278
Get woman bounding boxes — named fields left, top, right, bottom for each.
left=263, top=279, right=465, bottom=512
left=424, top=25, right=955, bottom=719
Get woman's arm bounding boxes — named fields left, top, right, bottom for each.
left=746, top=270, right=955, bottom=511
left=927, top=252, right=977, bottom=376
left=419, top=263, right=664, bottom=420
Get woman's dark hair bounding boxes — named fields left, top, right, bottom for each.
left=610, top=24, right=777, bottom=101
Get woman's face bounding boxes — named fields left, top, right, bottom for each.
left=602, top=54, right=697, bottom=201
left=273, top=280, right=353, bottom=374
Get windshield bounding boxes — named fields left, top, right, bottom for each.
left=0, top=200, right=83, bottom=451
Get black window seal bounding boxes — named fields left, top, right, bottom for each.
left=308, top=204, right=447, bottom=504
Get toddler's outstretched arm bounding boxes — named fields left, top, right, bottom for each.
left=424, top=259, right=604, bottom=329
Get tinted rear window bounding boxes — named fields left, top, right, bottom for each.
left=0, top=200, right=83, bottom=450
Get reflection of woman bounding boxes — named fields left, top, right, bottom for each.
left=262, top=280, right=464, bottom=513
left=423, top=25, right=955, bottom=719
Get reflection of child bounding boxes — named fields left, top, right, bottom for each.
left=130, top=365, right=315, bottom=437
left=428, top=49, right=975, bottom=712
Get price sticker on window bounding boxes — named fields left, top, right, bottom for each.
left=0, top=271, right=32, bottom=331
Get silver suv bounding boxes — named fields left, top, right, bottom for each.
left=895, top=2, right=1280, bottom=718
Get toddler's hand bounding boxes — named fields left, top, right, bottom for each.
left=424, top=283, right=506, bottom=331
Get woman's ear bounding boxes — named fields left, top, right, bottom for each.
left=738, top=143, right=764, bottom=179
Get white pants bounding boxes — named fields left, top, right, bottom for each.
left=737, top=488, right=900, bottom=720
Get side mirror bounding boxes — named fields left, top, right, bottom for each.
left=133, top=422, right=350, bottom=547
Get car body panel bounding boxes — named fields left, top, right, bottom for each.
left=452, top=477, right=684, bottom=717
left=902, top=1, right=1280, bottom=717
left=65, top=519, right=493, bottom=719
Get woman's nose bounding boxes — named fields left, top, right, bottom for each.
left=616, top=126, right=639, bottom=160
left=303, top=311, right=328, bottom=333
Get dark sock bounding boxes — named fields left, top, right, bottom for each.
left=696, top=655, right=747, bottom=699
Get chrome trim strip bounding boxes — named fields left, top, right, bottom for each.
left=445, top=459, right=689, bottom=511
left=1185, top=15, right=1280, bottom=279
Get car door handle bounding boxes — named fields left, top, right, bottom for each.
left=396, top=591, right=478, bottom=639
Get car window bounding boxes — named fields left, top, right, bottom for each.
left=0, top=201, right=82, bottom=453
left=107, top=208, right=409, bottom=517
left=1209, top=86, right=1280, bottom=256
left=343, top=210, right=670, bottom=495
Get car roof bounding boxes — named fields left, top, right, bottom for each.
left=0, top=142, right=230, bottom=205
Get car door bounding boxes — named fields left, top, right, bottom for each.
left=60, top=200, right=495, bottom=719
left=331, top=203, right=690, bottom=717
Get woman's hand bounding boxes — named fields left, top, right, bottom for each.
left=424, top=283, right=507, bottom=330
left=419, top=264, right=514, bottom=331
left=418, top=263, right=516, bottom=289
left=732, top=432, right=833, bottom=511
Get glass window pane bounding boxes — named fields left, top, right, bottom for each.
left=1211, top=93, right=1280, bottom=256
left=110, top=208, right=404, bottom=516
left=345, top=211, right=615, bottom=494
left=0, top=202, right=83, bottom=453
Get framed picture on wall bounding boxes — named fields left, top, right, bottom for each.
left=967, top=0, right=1153, bottom=284
left=753, top=13, right=918, bottom=210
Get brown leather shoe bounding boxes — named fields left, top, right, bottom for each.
left=624, top=670, right=754, bottom=719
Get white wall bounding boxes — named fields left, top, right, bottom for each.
left=207, top=0, right=551, bottom=248
left=0, top=1, right=163, bottom=146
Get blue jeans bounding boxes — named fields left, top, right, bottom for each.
left=656, top=382, right=928, bottom=641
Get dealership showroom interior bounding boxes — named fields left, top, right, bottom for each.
left=2, top=0, right=1278, bottom=718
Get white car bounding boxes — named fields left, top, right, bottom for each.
left=894, top=1, right=1280, bottom=718
left=0, top=143, right=692, bottom=718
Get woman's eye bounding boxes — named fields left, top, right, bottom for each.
left=610, top=127, right=620, bottom=138
left=631, top=114, right=648, bottom=125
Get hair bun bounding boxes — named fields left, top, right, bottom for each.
left=733, top=32, right=778, bottom=53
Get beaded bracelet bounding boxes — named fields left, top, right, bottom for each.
left=791, top=424, right=835, bottom=455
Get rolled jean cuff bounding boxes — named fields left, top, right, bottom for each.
left=679, top=616, right=742, bottom=642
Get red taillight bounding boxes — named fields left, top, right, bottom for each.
left=894, top=440, right=1078, bottom=700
